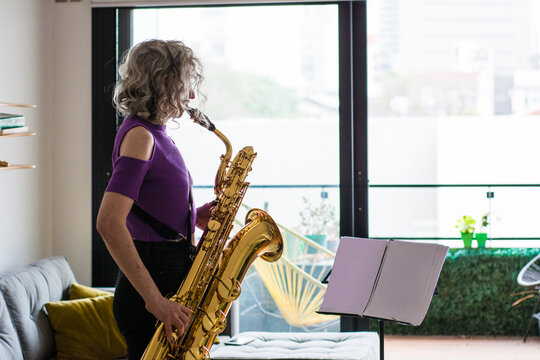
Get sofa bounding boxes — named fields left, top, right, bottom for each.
left=0, top=256, right=76, bottom=360
left=0, top=256, right=126, bottom=360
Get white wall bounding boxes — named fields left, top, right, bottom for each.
left=0, top=0, right=93, bottom=285
left=51, top=0, right=92, bottom=285
left=0, top=0, right=54, bottom=273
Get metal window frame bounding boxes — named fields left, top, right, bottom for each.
left=91, top=7, right=132, bottom=287
left=91, top=0, right=363, bottom=7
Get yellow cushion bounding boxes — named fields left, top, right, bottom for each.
left=45, top=295, right=127, bottom=360
left=69, top=283, right=112, bottom=300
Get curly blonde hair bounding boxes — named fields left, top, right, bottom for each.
left=113, top=39, right=204, bottom=124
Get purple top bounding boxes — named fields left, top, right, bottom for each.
left=105, top=115, right=196, bottom=242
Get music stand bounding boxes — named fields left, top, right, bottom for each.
left=318, top=237, right=448, bottom=360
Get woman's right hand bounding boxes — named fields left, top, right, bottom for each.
left=146, top=296, right=193, bottom=343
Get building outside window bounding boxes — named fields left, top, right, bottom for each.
left=367, top=0, right=540, bottom=248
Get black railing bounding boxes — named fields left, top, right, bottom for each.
left=195, top=183, right=540, bottom=188
left=192, top=183, right=540, bottom=241
left=194, top=184, right=340, bottom=189
left=370, top=184, right=540, bottom=188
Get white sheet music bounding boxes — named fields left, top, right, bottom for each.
left=319, top=237, right=388, bottom=315
left=319, top=237, right=448, bottom=326
left=363, top=240, right=448, bottom=325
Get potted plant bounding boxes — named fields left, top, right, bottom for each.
left=456, top=215, right=475, bottom=248
left=298, top=197, right=339, bottom=253
left=475, top=213, right=488, bottom=248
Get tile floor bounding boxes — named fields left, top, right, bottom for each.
left=384, top=336, right=540, bottom=360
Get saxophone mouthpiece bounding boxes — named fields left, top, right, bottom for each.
left=186, top=107, right=216, bottom=132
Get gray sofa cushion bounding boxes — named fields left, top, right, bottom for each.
left=0, top=256, right=76, bottom=360
left=0, top=293, right=24, bottom=360
left=210, top=331, right=379, bottom=360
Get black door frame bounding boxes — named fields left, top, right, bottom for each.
left=338, top=0, right=369, bottom=331
left=91, top=7, right=132, bottom=287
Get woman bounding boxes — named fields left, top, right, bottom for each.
left=96, top=39, right=214, bottom=359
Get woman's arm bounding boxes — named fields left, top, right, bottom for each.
left=96, top=126, right=191, bottom=343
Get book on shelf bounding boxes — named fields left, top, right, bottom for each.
left=0, top=113, right=25, bottom=129
left=0, top=126, right=29, bottom=135
left=318, top=237, right=449, bottom=326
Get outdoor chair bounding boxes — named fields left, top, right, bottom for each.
left=517, top=252, right=540, bottom=342
left=235, top=205, right=337, bottom=328
left=253, top=225, right=337, bottom=327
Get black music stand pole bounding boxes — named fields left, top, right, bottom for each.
left=379, top=319, right=384, bottom=360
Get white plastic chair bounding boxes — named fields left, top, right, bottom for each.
left=517, top=253, right=540, bottom=342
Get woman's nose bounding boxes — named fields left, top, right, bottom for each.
left=189, top=90, right=195, bottom=99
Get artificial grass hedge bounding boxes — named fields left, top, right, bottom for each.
left=377, top=248, right=540, bottom=336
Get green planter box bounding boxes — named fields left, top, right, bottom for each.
left=375, top=248, right=540, bottom=336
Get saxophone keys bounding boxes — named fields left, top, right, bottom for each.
left=224, top=187, right=236, bottom=197
left=200, top=309, right=227, bottom=333
left=207, top=219, right=221, bottom=232
left=211, top=311, right=227, bottom=333
left=184, top=345, right=210, bottom=360
left=184, top=348, right=199, bottom=360
left=217, top=278, right=241, bottom=302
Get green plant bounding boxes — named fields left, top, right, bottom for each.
left=298, top=197, right=339, bottom=238
left=456, top=215, right=476, bottom=234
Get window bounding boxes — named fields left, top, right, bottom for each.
left=367, top=0, right=540, bottom=247
left=132, top=4, right=340, bottom=333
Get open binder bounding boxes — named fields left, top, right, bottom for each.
left=319, top=237, right=448, bottom=326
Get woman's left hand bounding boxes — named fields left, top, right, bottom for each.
left=195, top=200, right=217, bottom=230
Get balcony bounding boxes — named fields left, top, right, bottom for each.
left=193, top=183, right=540, bottom=340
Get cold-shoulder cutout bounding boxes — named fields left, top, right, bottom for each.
left=118, top=125, right=155, bottom=161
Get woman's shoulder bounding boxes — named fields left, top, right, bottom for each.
left=117, top=116, right=155, bottom=161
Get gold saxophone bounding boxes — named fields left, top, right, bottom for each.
left=141, top=108, right=283, bottom=360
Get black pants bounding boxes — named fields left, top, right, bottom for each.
left=113, top=240, right=195, bottom=360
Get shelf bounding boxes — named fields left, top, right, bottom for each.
left=0, top=164, right=36, bottom=171
left=0, top=102, right=36, bottom=108
left=0, top=132, right=36, bottom=138
left=0, top=103, right=36, bottom=172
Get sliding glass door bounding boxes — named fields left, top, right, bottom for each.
left=132, top=4, right=340, bottom=333
left=92, top=1, right=367, bottom=333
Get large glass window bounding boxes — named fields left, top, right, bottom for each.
left=133, top=4, right=340, bottom=332
left=367, top=0, right=540, bottom=247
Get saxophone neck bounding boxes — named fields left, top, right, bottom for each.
left=185, top=107, right=232, bottom=193
left=213, top=128, right=233, bottom=192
